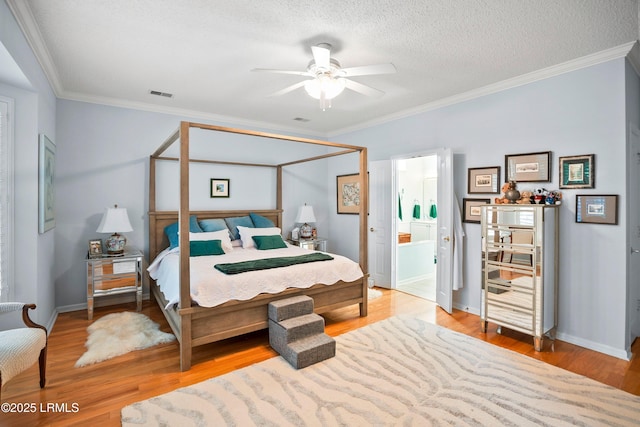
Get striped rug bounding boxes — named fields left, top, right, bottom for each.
left=122, top=316, right=639, bottom=426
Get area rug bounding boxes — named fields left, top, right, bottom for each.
left=75, top=312, right=175, bottom=368
left=121, top=316, right=640, bottom=426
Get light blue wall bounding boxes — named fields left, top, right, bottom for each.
left=333, top=58, right=631, bottom=358
left=0, top=0, right=57, bottom=329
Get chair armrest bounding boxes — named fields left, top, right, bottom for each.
left=21, top=304, right=47, bottom=332
left=0, top=302, right=25, bottom=314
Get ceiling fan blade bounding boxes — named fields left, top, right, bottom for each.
left=342, top=63, right=397, bottom=77
left=267, top=80, right=308, bottom=97
left=344, top=79, right=385, bottom=98
left=311, top=45, right=331, bottom=70
left=251, top=68, right=311, bottom=77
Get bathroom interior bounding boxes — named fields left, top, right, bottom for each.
left=396, top=155, right=438, bottom=301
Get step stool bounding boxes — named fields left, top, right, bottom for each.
left=268, top=295, right=335, bottom=369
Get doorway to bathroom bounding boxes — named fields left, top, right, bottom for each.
left=395, top=154, right=438, bottom=301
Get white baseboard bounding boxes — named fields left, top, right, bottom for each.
left=555, top=331, right=631, bottom=361
left=56, top=293, right=151, bottom=314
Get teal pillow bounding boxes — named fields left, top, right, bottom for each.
left=250, top=212, right=276, bottom=228
left=165, top=215, right=203, bottom=249
left=189, top=240, right=225, bottom=256
left=252, top=235, right=288, bottom=250
left=224, top=216, right=254, bottom=240
left=199, top=218, right=229, bottom=233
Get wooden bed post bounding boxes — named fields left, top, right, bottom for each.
left=179, top=121, right=192, bottom=371
left=359, top=147, right=369, bottom=317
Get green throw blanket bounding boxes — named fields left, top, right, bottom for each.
left=214, top=252, right=334, bottom=275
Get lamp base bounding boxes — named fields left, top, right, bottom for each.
left=300, top=223, right=313, bottom=239
left=105, top=233, right=127, bottom=255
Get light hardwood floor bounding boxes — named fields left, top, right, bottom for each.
left=2, top=289, right=639, bottom=426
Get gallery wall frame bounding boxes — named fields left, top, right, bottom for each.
left=559, top=154, right=594, bottom=189
left=336, top=173, right=360, bottom=214
left=38, top=134, right=56, bottom=233
left=575, top=194, right=618, bottom=225
left=463, top=198, right=490, bottom=223
left=505, top=151, right=551, bottom=183
left=468, top=166, right=501, bottom=194
left=210, top=178, right=230, bottom=198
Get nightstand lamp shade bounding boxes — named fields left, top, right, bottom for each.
left=295, top=204, right=316, bottom=239
left=96, top=205, right=133, bottom=255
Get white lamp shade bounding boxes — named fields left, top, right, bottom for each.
left=295, top=205, right=316, bottom=224
left=96, top=206, right=133, bottom=233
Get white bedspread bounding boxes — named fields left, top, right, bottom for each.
left=148, top=245, right=364, bottom=309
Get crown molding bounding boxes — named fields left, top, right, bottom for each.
left=58, top=90, right=327, bottom=138
left=329, top=41, right=638, bottom=137
left=6, top=0, right=64, bottom=96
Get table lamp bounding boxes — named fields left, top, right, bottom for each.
left=96, top=204, right=133, bottom=255
left=295, top=204, right=316, bottom=239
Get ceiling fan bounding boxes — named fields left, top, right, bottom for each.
left=251, top=43, right=396, bottom=110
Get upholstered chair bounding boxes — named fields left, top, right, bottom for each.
left=0, top=303, right=47, bottom=400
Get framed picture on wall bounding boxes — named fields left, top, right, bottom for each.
left=210, top=178, right=230, bottom=198
left=505, top=151, right=551, bottom=182
left=462, top=198, right=490, bottom=223
left=336, top=173, right=360, bottom=214
left=575, top=194, right=618, bottom=225
left=559, top=154, right=594, bottom=189
left=467, top=166, right=501, bottom=194
left=38, top=134, right=56, bottom=233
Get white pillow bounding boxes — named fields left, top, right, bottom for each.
left=189, top=230, right=233, bottom=253
left=237, top=225, right=282, bottom=249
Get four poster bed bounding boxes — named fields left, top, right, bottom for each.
left=148, top=122, right=369, bottom=370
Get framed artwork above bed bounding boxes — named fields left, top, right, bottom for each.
left=337, top=173, right=361, bottom=214
left=210, top=178, right=230, bottom=198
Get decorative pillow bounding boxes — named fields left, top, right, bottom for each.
left=224, top=216, right=254, bottom=240
left=198, top=218, right=229, bottom=233
left=189, top=240, right=225, bottom=257
left=190, top=230, right=233, bottom=253
left=165, top=215, right=203, bottom=249
left=249, top=212, right=276, bottom=228
left=252, top=235, right=287, bottom=250
left=237, top=225, right=282, bottom=249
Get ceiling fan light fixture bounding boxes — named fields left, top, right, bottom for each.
left=304, top=76, right=346, bottom=101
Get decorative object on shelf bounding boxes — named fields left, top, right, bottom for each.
left=336, top=173, right=361, bottom=214
left=575, top=194, right=618, bottom=225
left=504, top=181, right=521, bottom=204
left=494, top=182, right=512, bottom=204
left=559, top=154, right=594, bottom=189
left=88, top=239, right=103, bottom=257
left=295, top=204, right=316, bottom=238
left=505, top=151, right=551, bottom=183
left=96, top=204, right=133, bottom=255
left=467, top=166, right=501, bottom=194
left=210, top=178, right=230, bottom=198
left=462, top=198, right=490, bottom=223
left=38, top=134, right=56, bottom=233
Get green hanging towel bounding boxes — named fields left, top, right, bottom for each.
left=429, top=203, right=437, bottom=219
left=398, top=193, right=403, bottom=220
left=412, top=204, right=421, bottom=219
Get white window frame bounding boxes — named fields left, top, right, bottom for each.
left=0, top=96, right=15, bottom=301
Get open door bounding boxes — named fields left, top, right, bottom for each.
left=436, top=148, right=454, bottom=313
left=368, top=160, right=392, bottom=288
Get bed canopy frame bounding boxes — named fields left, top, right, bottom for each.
left=148, top=121, right=369, bottom=370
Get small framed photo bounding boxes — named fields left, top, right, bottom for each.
left=575, top=194, right=618, bottom=225
left=463, top=198, right=490, bottom=223
left=559, top=154, right=594, bottom=189
left=336, top=173, right=361, bottom=214
left=210, top=178, right=230, bottom=198
left=505, top=151, right=551, bottom=183
left=88, top=239, right=103, bottom=257
left=468, top=166, right=501, bottom=194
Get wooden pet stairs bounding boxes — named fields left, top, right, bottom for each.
left=268, top=295, right=335, bottom=369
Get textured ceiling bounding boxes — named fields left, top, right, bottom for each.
left=6, top=0, right=639, bottom=136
